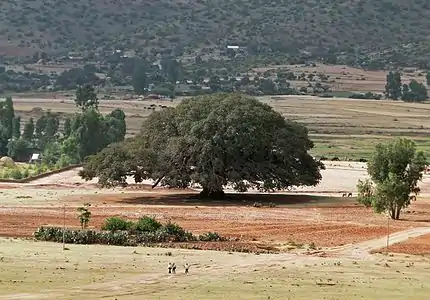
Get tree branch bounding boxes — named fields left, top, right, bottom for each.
left=152, top=175, right=165, bottom=189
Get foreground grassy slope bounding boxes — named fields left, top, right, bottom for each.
left=1, top=0, right=430, bottom=63
left=1, top=238, right=430, bottom=299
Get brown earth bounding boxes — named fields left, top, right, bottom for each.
left=376, top=233, right=430, bottom=256
left=2, top=163, right=430, bottom=254
left=2, top=187, right=430, bottom=252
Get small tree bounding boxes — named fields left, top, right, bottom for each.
left=12, top=116, right=21, bottom=139
left=385, top=71, right=402, bottom=100
left=132, top=63, right=148, bottom=95
left=22, top=118, right=35, bottom=142
left=357, top=138, right=426, bottom=219
left=77, top=203, right=92, bottom=229
left=75, top=85, right=98, bottom=111
left=63, top=117, right=71, bottom=137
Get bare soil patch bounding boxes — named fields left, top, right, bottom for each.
left=1, top=163, right=429, bottom=254
left=377, top=233, right=430, bottom=256
left=0, top=190, right=427, bottom=250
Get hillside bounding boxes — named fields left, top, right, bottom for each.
left=1, top=0, right=430, bottom=66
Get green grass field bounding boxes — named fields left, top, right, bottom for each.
left=1, top=238, right=430, bottom=299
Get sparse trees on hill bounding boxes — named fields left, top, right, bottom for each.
left=356, top=138, right=427, bottom=220
left=79, top=93, right=324, bottom=198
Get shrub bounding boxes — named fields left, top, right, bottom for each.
left=199, top=232, right=225, bottom=242
left=22, top=168, right=30, bottom=178
left=135, top=230, right=170, bottom=243
left=135, top=216, right=162, bottom=233
left=77, top=203, right=91, bottom=229
left=9, top=168, right=23, bottom=180
left=102, top=217, right=134, bottom=232
left=163, top=221, right=195, bottom=242
left=34, top=221, right=225, bottom=247
left=0, top=169, right=10, bottom=179
left=98, top=231, right=131, bottom=246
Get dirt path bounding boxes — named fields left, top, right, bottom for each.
left=325, top=226, right=430, bottom=259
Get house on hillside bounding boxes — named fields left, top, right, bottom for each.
left=29, top=153, right=41, bottom=164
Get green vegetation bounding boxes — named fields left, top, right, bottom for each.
left=357, top=138, right=427, bottom=219
left=77, top=203, right=91, bottom=229
left=0, top=89, right=126, bottom=176
left=385, top=71, right=428, bottom=102
left=2, top=0, right=430, bottom=68
left=101, top=217, right=134, bottom=232
left=80, top=93, right=324, bottom=197
left=0, top=163, right=51, bottom=180
left=34, top=216, right=226, bottom=246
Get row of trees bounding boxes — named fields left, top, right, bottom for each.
left=2, top=86, right=126, bottom=167
left=385, top=71, right=428, bottom=102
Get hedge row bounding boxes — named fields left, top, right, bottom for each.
left=34, top=217, right=226, bottom=246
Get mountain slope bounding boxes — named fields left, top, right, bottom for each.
left=0, top=0, right=429, bottom=64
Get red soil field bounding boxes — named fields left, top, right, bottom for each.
left=1, top=189, right=429, bottom=252
left=377, top=234, right=430, bottom=256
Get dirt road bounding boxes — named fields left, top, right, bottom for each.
left=326, top=226, right=430, bottom=259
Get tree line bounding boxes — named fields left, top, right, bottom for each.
left=385, top=71, right=428, bottom=102
left=1, top=86, right=126, bottom=167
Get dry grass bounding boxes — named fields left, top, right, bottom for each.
left=1, top=238, right=430, bottom=299
left=253, top=63, right=427, bottom=93
left=11, top=93, right=430, bottom=159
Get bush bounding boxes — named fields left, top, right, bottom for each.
left=22, top=168, right=30, bottom=178
left=135, top=216, right=162, bottom=233
left=102, top=217, right=134, bottom=232
left=9, top=168, right=23, bottom=180
left=34, top=226, right=131, bottom=246
left=163, top=221, right=195, bottom=242
left=199, top=232, right=225, bottom=242
left=34, top=218, right=225, bottom=247
left=98, top=231, right=131, bottom=246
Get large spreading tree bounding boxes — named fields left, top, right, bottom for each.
left=357, top=138, right=427, bottom=220
left=80, top=93, right=324, bottom=197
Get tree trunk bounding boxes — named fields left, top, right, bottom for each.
left=395, top=206, right=402, bottom=220
left=390, top=207, right=396, bottom=220
left=199, top=187, right=226, bottom=199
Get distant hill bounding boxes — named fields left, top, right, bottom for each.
left=1, top=0, right=430, bottom=66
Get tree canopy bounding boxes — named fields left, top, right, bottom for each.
left=1, top=91, right=126, bottom=167
left=356, top=138, right=427, bottom=220
left=385, top=72, right=428, bottom=102
left=80, top=93, right=324, bottom=197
